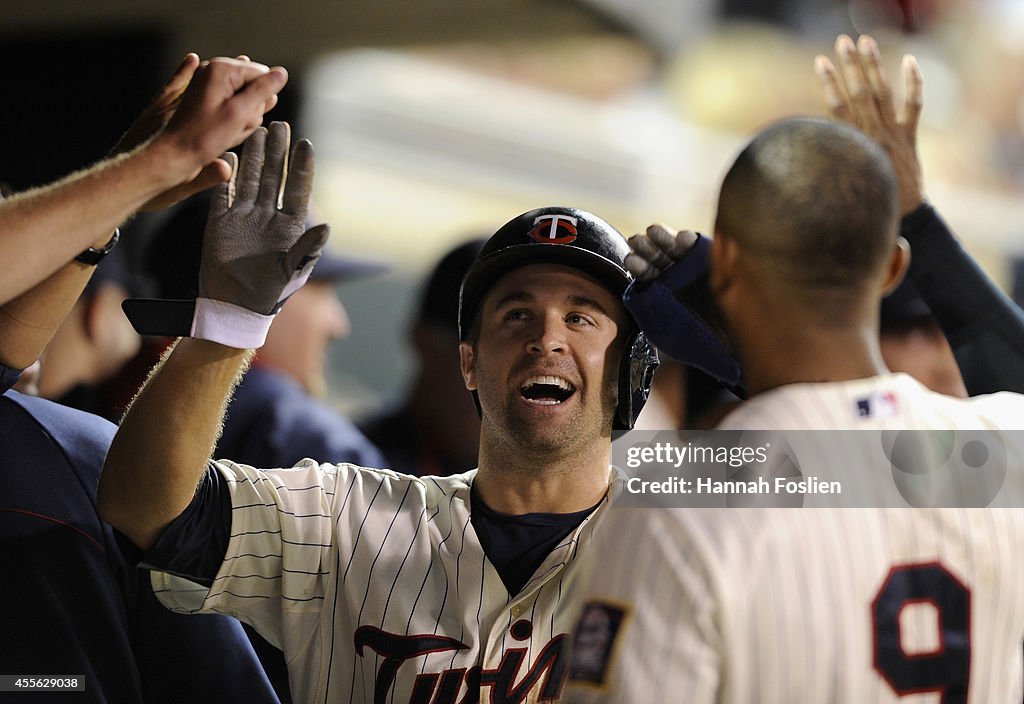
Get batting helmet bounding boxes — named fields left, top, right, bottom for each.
left=458, top=206, right=659, bottom=430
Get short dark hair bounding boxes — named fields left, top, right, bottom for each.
left=715, top=117, right=899, bottom=290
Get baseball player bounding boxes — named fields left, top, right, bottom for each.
left=97, top=117, right=717, bottom=701
left=563, top=49, right=1024, bottom=703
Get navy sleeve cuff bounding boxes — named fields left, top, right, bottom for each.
left=142, top=465, right=233, bottom=586
left=0, top=364, right=23, bottom=394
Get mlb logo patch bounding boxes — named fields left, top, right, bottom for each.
left=568, top=601, right=629, bottom=687
left=854, top=390, right=899, bottom=419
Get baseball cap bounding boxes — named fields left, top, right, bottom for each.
left=309, top=249, right=389, bottom=284
left=142, top=192, right=387, bottom=298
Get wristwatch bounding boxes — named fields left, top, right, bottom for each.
left=75, top=228, right=120, bottom=266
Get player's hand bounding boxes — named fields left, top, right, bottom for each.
left=194, top=121, right=328, bottom=349
left=146, top=57, right=288, bottom=212
left=114, top=53, right=231, bottom=212
left=113, top=53, right=203, bottom=157
left=814, top=34, right=924, bottom=215
left=625, top=224, right=699, bottom=285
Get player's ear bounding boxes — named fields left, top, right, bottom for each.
left=880, top=236, right=911, bottom=296
left=459, top=341, right=478, bottom=391
left=709, top=231, right=737, bottom=295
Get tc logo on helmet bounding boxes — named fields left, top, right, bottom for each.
left=528, top=214, right=578, bottom=244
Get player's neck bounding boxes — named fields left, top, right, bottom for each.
left=737, top=322, right=890, bottom=396
left=474, top=434, right=612, bottom=515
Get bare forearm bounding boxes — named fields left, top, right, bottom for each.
left=0, top=139, right=190, bottom=305
left=98, top=338, right=254, bottom=549
left=0, top=263, right=94, bottom=369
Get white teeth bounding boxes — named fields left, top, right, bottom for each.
left=521, top=375, right=573, bottom=391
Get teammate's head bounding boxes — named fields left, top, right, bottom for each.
left=458, top=206, right=658, bottom=431
left=711, top=118, right=906, bottom=324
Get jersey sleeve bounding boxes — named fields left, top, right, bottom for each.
left=150, top=458, right=340, bottom=651
left=0, top=362, right=22, bottom=394
left=902, top=203, right=1024, bottom=394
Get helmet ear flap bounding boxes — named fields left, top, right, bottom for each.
left=615, top=330, right=659, bottom=430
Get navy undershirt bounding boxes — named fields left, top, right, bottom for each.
left=469, top=483, right=598, bottom=597
left=144, top=466, right=232, bottom=586
left=146, top=468, right=599, bottom=599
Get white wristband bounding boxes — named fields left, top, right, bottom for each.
left=191, top=298, right=276, bottom=349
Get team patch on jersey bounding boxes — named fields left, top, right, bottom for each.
left=528, top=214, right=578, bottom=244
left=855, top=389, right=899, bottom=419
left=567, top=600, right=629, bottom=687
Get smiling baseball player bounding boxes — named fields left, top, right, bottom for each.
left=97, top=113, right=674, bottom=700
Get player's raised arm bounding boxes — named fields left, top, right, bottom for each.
left=98, top=121, right=329, bottom=550
left=815, top=34, right=1024, bottom=394
left=0, top=56, right=287, bottom=307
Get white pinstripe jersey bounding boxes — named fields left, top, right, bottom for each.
left=151, top=464, right=607, bottom=704
left=564, top=373, right=1024, bottom=703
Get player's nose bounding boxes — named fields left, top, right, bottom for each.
left=526, top=311, right=566, bottom=355
left=327, top=296, right=350, bottom=340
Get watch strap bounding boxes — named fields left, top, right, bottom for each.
left=74, top=228, right=120, bottom=266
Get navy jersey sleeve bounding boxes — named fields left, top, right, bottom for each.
left=902, top=203, right=1024, bottom=394
left=143, top=465, right=234, bottom=586
left=1, top=362, right=21, bottom=393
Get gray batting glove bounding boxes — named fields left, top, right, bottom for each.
left=625, top=224, right=699, bottom=285
left=192, top=121, right=330, bottom=348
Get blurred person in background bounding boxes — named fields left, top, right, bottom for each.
left=359, top=237, right=485, bottom=476
left=219, top=246, right=387, bottom=471
left=35, top=246, right=143, bottom=417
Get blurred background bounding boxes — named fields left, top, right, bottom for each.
left=4, top=0, right=1023, bottom=419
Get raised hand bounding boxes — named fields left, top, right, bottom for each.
left=142, top=57, right=288, bottom=212
left=625, top=224, right=699, bottom=285
left=113, top=53, right=203, bottom=156
left=814, top=34, right=924, bottom=215
left=191, top=121, right=328, bottom=347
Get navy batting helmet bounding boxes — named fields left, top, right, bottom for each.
left=458, top=206, right=658, bottom=430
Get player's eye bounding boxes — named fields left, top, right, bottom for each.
left=503, top=309, right=531, bottom=322
left=566, top=312, right=595, bottom=326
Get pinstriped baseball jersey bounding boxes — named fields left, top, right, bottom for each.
left=150, top=462, right=607, bottom=704
left=565, top=374, right=1024, bottom=703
